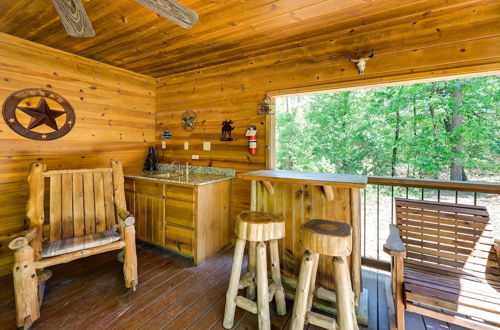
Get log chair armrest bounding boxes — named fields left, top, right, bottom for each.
left=8, top=226, right=39, bottom=251
left=383, top=224, right=406, bottom=257
left=115, top=203, right=135, bottom=227
left=494, top=238, right=500, bottom=268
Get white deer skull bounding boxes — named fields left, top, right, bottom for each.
left=349, top=49, right=374, bottom=75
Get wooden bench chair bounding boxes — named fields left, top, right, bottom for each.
left=8, top=160, right=138, bottom=329
left=384, top=198, right=500, bottom=330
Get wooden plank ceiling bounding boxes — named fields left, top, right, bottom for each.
left=0, top=0, right=492, bottom=77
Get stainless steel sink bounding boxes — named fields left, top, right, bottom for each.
left=154, top=172, right=179, bottom=178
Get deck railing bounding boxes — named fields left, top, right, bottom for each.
left=360, top=176, right=500, bottom=269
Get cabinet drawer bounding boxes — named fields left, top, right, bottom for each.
left=136, top=180, right=164, bottom=196
left=165, top=225, right=193, bottom=257
left=166, top=199, right=194, bottom=228
left=165, top=185, right=194, bottom=201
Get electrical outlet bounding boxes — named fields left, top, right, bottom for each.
left=161, top=141, right=166, bottom=149
left=184, top=141, right=189, bottom=150
left=203, top=141, right=211, bottom=151
left=192, top=155, right=199, bottom=160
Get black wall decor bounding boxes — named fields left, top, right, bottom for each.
left=220, top=120, right=234, bottom=141
left=2, top=88, right=76, bottom=141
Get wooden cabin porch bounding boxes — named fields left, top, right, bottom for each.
left=0, top=0, right=499, bottom=329
left=0, top=242, right=471, bottom=330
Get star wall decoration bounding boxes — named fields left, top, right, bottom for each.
left=2, top=89, right=76, bottom=141
left=17, top=97, right=66, bottom=131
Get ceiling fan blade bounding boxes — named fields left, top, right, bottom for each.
left=51, top=0, right=95, bottom=37
left=134, top=0, right=198, bottom=29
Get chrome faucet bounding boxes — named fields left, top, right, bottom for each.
left=171, top=161, right=181, bottom=173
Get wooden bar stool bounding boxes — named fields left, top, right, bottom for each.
left=290, top=220, right=358, bottom=330
left=223, top=211, right=287, bottom=330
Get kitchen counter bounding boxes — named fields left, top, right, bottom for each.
left=124, top=170, right=233, bottom=186
left=124, top=164, right=235, bottom=265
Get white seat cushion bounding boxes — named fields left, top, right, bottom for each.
left=41, top=230, right=121, bottom=258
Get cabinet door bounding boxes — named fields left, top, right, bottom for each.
left=135, top=194, right=164, bottom=246
left=134, top=181, right=165, bottom=246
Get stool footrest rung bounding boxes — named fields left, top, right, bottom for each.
left=238, top=271, right=255, bottom=289
left=235, top=296, right=258, bottom=314
left=306, top=311, right=337, bottom=329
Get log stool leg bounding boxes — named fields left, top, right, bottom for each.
left=12, top=244, right=40, bottom=329
left=223, top=238, right=246, bottom=329
left=247, top=241, right=257, bottom=300
left=256, top=241, right=270, bottom=330
left=269, top=239, right=286, bottom=315
left=333, top=256, right=359, bottom=330
left=306, top=252, right=320, bottom=315
left=290, top=251, right=315, bottom=330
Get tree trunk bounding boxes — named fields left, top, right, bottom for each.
left=391, top=110, right=400, bottom=177
left=447, top=81, right=465, bottom=181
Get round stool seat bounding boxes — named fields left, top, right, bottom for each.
left=300, top=220, right=352, bottom=257
left=236, top=211, right=285, bottom=242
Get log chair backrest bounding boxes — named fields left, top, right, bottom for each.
left=395, top=198, right=499, bottom=280
left=27, top=161, right=126, bottom=242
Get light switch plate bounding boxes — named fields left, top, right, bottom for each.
left=184, top=141, right=189, bottom=150
left=203, top=141, right=211, bottom=151
left=192, top=155, right=199, bottom=160
left=161, top=141, right=166, bottom=149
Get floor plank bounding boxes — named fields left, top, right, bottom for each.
left=0, top=242, right=474, bottom=330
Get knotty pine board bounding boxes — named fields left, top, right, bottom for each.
left=0, top=33, right=155, bottom=276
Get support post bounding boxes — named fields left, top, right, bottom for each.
left=123, top=224, right=138, bottom=290
left=394, top=256, right=405, bottom=330
left=12, top=244, right=39, bottom=328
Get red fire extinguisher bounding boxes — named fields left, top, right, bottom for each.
left=246, top=126, right=257, bottom=155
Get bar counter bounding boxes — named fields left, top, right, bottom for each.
left=238, top=170, right=367, bottom=307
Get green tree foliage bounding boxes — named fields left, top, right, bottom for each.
left=276, top=76, right=499, bottom=181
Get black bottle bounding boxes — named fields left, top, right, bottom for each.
left=143, top=147, right=159, bottom=172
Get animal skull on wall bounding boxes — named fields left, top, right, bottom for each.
left=349, top=49, right=374, bottom=75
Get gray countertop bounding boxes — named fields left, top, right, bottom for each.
left=125, top=165, right=235, bottom=186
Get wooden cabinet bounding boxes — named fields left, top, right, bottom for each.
left=124, top=178, right=231, bottom=265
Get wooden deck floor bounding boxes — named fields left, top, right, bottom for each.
left=0, top=242, right=467, bottom=329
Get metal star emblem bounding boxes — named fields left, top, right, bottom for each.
left=17, top=97, right=66, bottom=131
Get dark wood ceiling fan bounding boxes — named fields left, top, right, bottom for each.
left=51, top=0, right=198, bottom=38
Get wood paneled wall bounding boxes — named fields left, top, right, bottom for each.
left=0, top=33, right=156, bottom=276
left=155, top=0, right=500, bottom=226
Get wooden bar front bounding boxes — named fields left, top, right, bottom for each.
left=238, top=170, right=367, bottom=300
